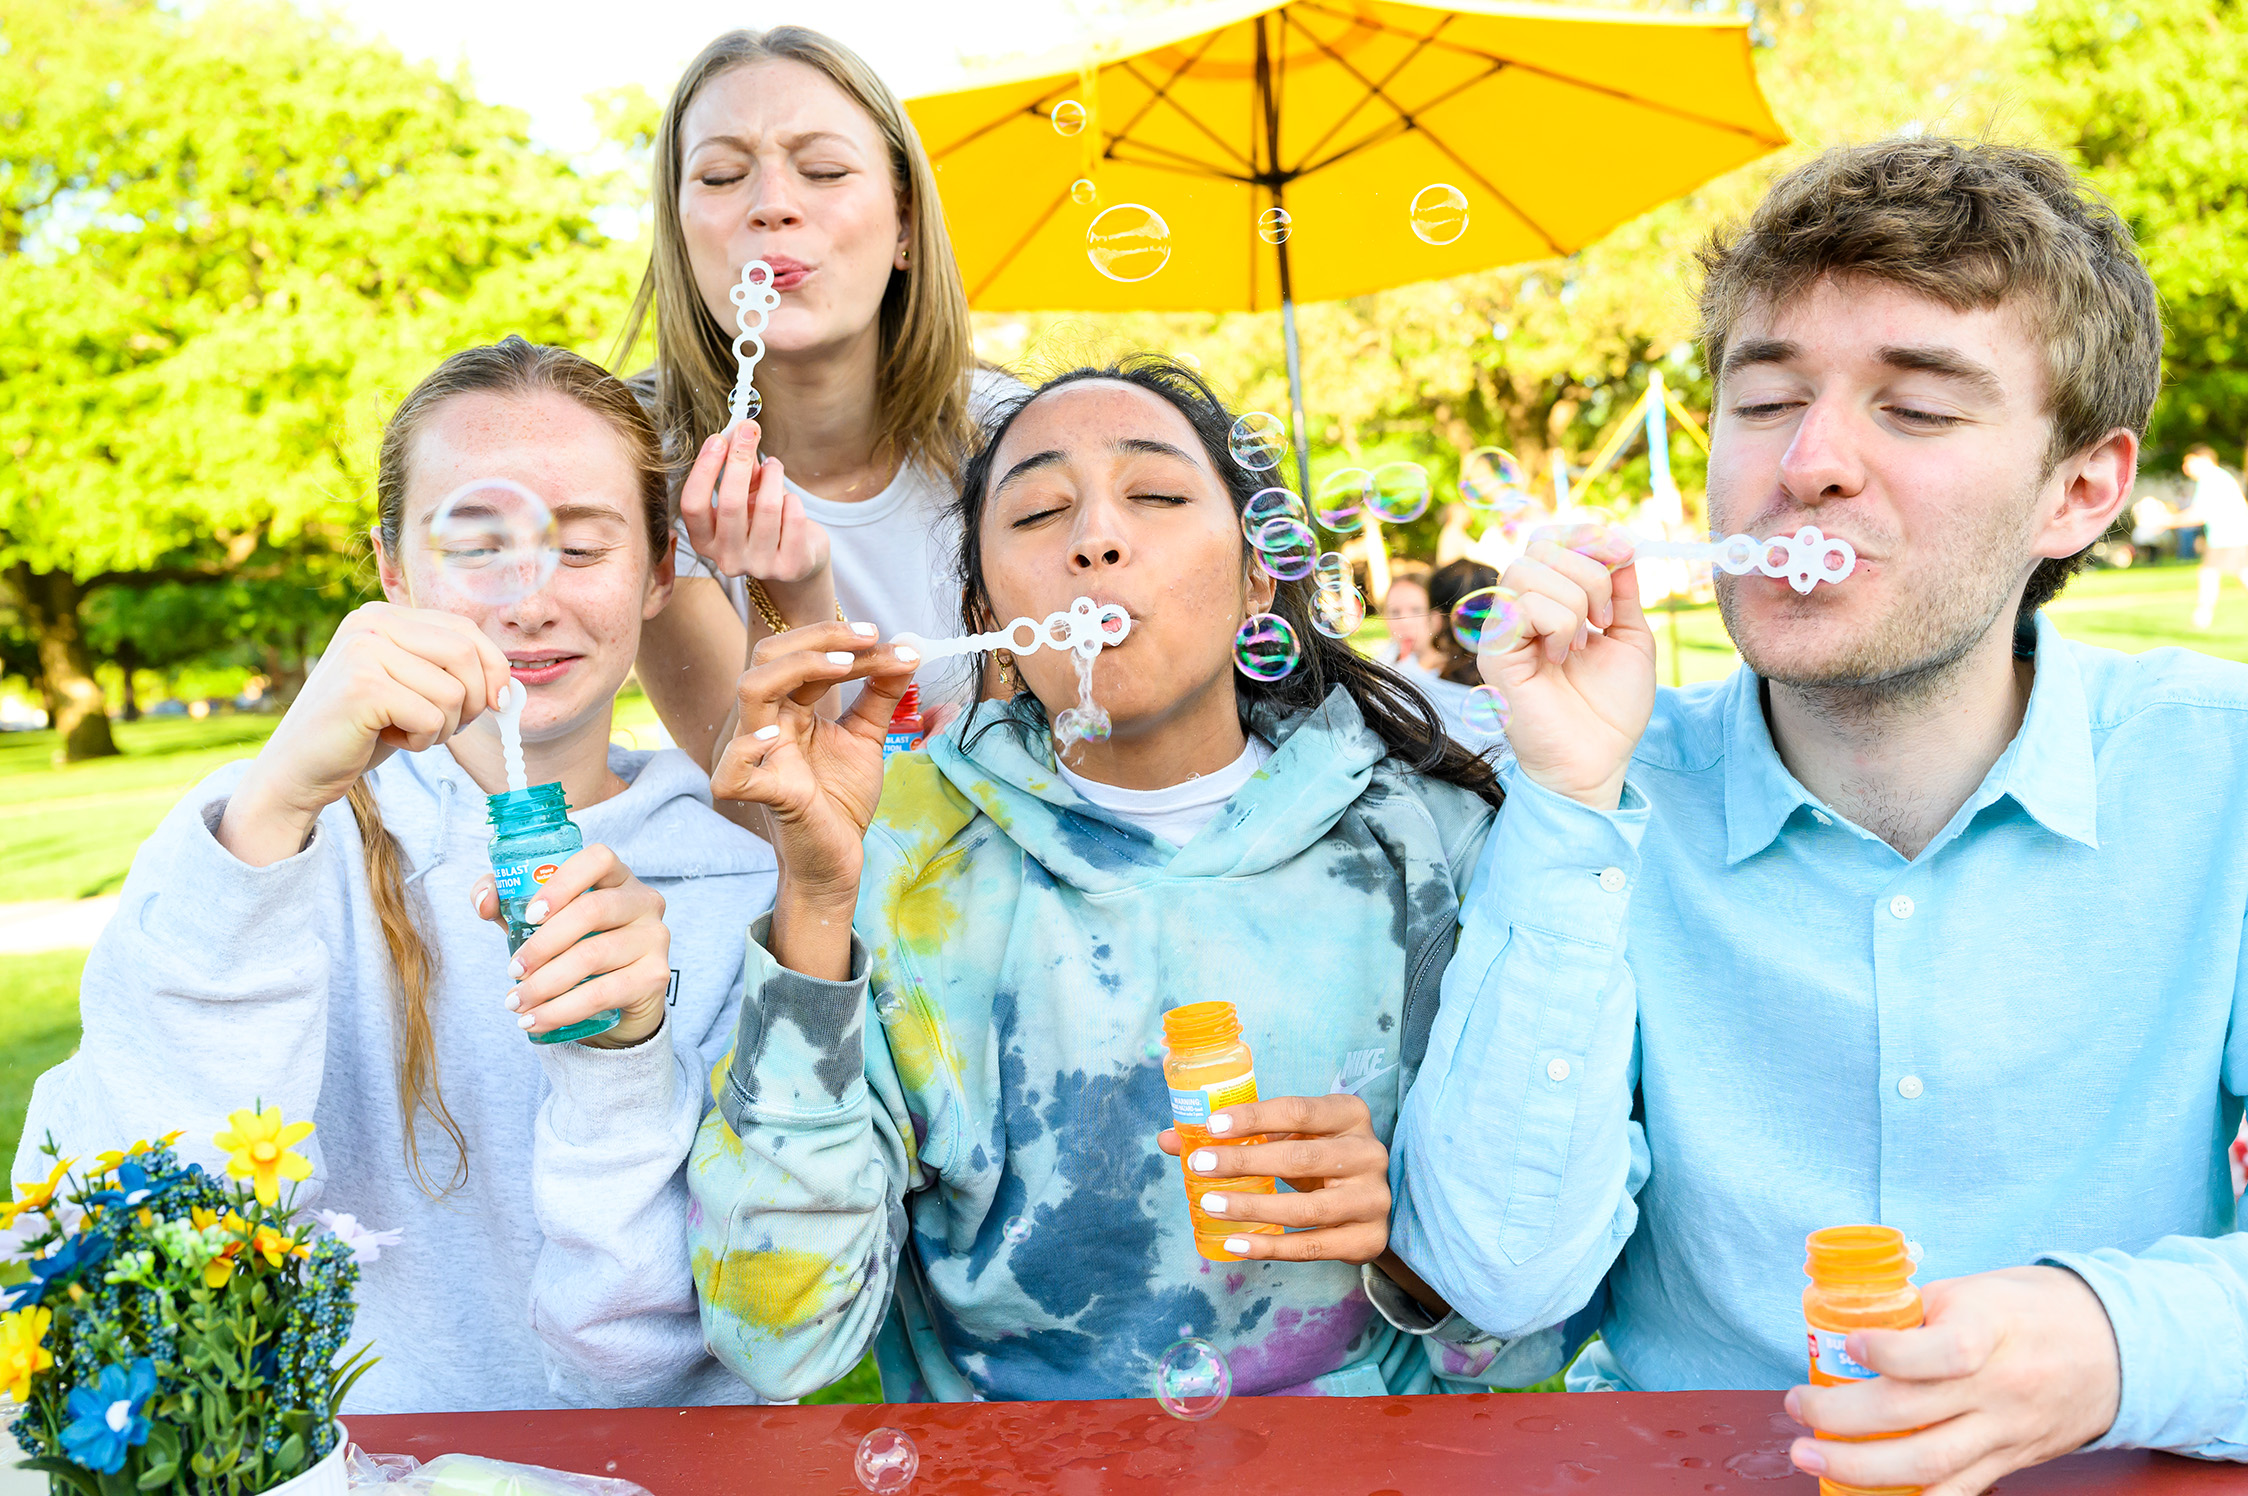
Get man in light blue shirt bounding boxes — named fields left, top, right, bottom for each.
left=1393, top=137, right=2247, bottom=1493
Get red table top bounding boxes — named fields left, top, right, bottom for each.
left=348, top=1390, right=2241, bottom=1495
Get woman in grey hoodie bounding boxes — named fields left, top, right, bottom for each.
left=15, top=340, right=776, bottom=1414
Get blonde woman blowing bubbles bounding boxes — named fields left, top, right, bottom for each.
left=15, top=340, right=775, bottom=1414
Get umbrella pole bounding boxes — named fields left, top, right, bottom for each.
left=1278, top=241, right=1314, bottom=507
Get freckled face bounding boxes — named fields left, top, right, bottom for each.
left=976, top=382, right=1273, bottom=739
left=382, top=390, right=671, bottom=741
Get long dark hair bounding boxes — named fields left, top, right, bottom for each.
left=1426, top=559, right=1499, bottom=687
left=953, top=356, right=1502, bottom=809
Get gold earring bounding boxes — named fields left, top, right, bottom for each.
left=996, top=651, right=1019, bottom=693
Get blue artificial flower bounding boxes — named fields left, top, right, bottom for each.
left=85, top=1161, right=156, bottom=1212
left=2, top=1232, right=111, bottom=1310
left=60, top=1357, right=155, bottom=1475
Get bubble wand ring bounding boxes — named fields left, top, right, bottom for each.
left=725, top=260, right=782, bottom=430
left=1574, top=524, right=1858, bottom=596
left=892, top=597, right=1133, bottom=662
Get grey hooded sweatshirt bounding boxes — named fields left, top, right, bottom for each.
left=15, top=744, right=774, bottom=1414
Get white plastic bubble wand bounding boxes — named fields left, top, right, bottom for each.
left=723, top=259, right=782, bottom=433
left=495, top=678, right=529, bottom=793
left=1627, top=526, right=1856, bottom=596
left=891, top=596, right=1134, bottom=663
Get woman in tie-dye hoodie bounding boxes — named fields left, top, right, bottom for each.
left=686, top=358, right=1600, bottom=1403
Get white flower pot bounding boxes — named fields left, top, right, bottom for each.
left=260, top=1424, right=348, bottom=1496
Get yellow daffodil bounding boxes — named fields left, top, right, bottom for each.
left=213, top=1107, right=313, bottom=1207
left=0, top=1307, right=53, bottom=1402
left=249, top=1225, right=294, bottom=1269
left=0, top=1157, right=76, bottom=1229
left=92, top=1136, right=161, bottom=1174
left=203, top=1255, right=235, bottom=1289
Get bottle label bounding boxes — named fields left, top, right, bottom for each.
left=1169, top=1071, right=1259, bottom=1127
left=1808, top=1328, right=1876, bottom=1381
left=493, top=858, right=562, bottom=903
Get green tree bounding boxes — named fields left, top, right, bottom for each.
left=0, top=0, right=640, bottom=759
left=2019, top=0, right=2248, bottom=464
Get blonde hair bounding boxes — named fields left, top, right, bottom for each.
left=614, top=27, right=979, bottom=480
left=365, top=337, right=669, bottom=1194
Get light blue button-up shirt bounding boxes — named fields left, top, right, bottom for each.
left=1393, top=617, right=2248, bottom=1459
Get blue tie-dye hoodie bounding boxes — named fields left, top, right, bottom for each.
left=688, top=686, right=1563, bottom=1402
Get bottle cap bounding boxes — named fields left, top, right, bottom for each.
left=889, top=685, right=922, bottom=727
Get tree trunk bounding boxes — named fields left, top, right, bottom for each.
left=116, top=639, right=142, bottom=722
left=4, top=563, right=119, bottom=761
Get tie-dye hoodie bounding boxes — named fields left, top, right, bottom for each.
left=688, top=687, right=1563, bottom=1402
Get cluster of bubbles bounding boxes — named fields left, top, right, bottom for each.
left=1450, top=583, right=1526, bottom=739
left=424, top=478, right=562, bottom=609
left=1154, top=1337, right=1233, bottom=1421
left=1310, top=460, right=1433, bottom=535
left=855, top=1429, right=918, bottom=1493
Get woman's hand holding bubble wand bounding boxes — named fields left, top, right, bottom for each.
left=680, top=260, right=835, bottom=609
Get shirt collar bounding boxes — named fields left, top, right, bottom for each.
left=1719, top=613, right=2100, bottom=865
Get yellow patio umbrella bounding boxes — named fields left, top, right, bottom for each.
left=907, top=0, right=1785, bottom=502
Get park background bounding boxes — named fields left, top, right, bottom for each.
left=6, top=0, right=2248, bottom=1414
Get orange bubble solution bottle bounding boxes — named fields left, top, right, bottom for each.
left=1163, top=1001, right=1283, bottom=1262
left=1803, top=1224, right=1925, bottom=1496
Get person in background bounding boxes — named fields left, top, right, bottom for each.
left=621, top=26, right=1014, bottom=772
left=1401, top=560, right=1504, bottom=756
left=14, top=339, right=776, bottom=1413
left=2177, top=444, right=2248, bottom=629
left=1376, top=560, right=1434, bottom=670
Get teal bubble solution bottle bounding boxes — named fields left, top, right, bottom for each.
left=486, top=782, right=620, bottom=1044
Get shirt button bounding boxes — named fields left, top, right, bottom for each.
left=1889, top=894, right=1915, bottom=920
left=1598, top=867, right=1628, bottom=893
left=1547, top=1057, right=1572, bottom=1082
left=1897, top=1075, right=1924, bottom=1099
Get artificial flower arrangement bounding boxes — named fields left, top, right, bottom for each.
left=0, top=1106, right=395, bottom=1494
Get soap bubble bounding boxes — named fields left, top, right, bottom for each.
left=1051, top=99, right=1086, bottom=136
left=1154, top=1338, right=1232, bottom=1421
left=424, top=478, right=561, bottom=608
left=1311, top=585, right=1366, bottom=639
left=1070, top=178, right=1097, bottom=206
left=1410, top=183, right=1469, bottom=245
left=1228, top=411, right=1288, bottom=472
left=1233, top=612, right=1301, bottom=682
left=1462, top=685, right=1510, bottom=734
left=1241, top=486, right=1307, bottom=543
left=1451, top=586, right=1524, bottom=654
left=1252, top=518, right=1316, bottom=581
left=1258, top=207, right=1292, bottom=245
left=1087, top=204, right=1171, bottom=283
left=1369, top=461, right=1432, bottom=524
left=1313, top=551, right=1351, bottom=596
left=1003, top=1216, right=1033, bottom=1244
left=875, top=992, right=906, bottom=1025
left=1314, top=467, right=1370, bottom=534
left=855, top=1428, right=918, bottom=1493
left=1460, top=447, right=1529, bottom=512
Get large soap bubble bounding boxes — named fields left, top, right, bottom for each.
left=1233, top=613, right=1301, bottom=682
left=1154, top=1338, right=1233, bottom=1421
left=1228, top=412, right=1288, bottom=472
left=1313, top=467, right=1370, bottom=535
left=1462, top=685, right=1510, bottom=734
left=1087, top=204, right=1172, bottom=283
left=1369, top=461, right=1432, bottom=524
left=855, top=1428, right=918, bottom=1493
left=1450, top=586, right=1525, bottom=653
left=1410, top=183, right=1469, bottom=245
left=1241, top=486, right=1307, bottom=543
left=1460, top=447, right=1528, bottom=513
left=424, top=478, right=562, bottom=608
left=1311, top=585, right=1367, bottom=639
left=1252, top=518, right=1317, bottom=582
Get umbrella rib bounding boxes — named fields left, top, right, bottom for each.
left=1116, top=56, right=1260, bottom=176
left=1281, top=7, right=1454, bottom=172
left=967, top=182, right=1078, bottom=304
left=1291, top=0, right=1787, bottom=146
left=1290, top=60, right=1507, bottom=177
left=1411, top=119, right=1569, bottom=258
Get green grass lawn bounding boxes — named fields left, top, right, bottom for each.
left=0, top=948, right=91, bottom=1169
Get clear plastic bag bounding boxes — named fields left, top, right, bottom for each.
left=344, top=1445, right=653, bottom=1496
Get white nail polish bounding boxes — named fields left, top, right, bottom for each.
left=753, top=724, right=780, bottom=741
left=1208, top=1114, right=1233, bottom=1135
left=517, top=1012, right=537, bottom=1030
left=1224, top=1237, right=1252, bottom=1255
left=470, top=887, right=487, bottom=915
left=526, top=900, right=547, bottom=924
left=1202, top=1193, right=1229, bottom=1215
left=508, top=958, right=525, bottom=981
left=851, top=621, right=878, bottom=637
left=1190, top=1150, right=1216, bottom=1173
left=505, top=990, right=521, bottom=1012
left=825, top=651, right=853, bottom=665
left=895, top=645, right=920, bottom=664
